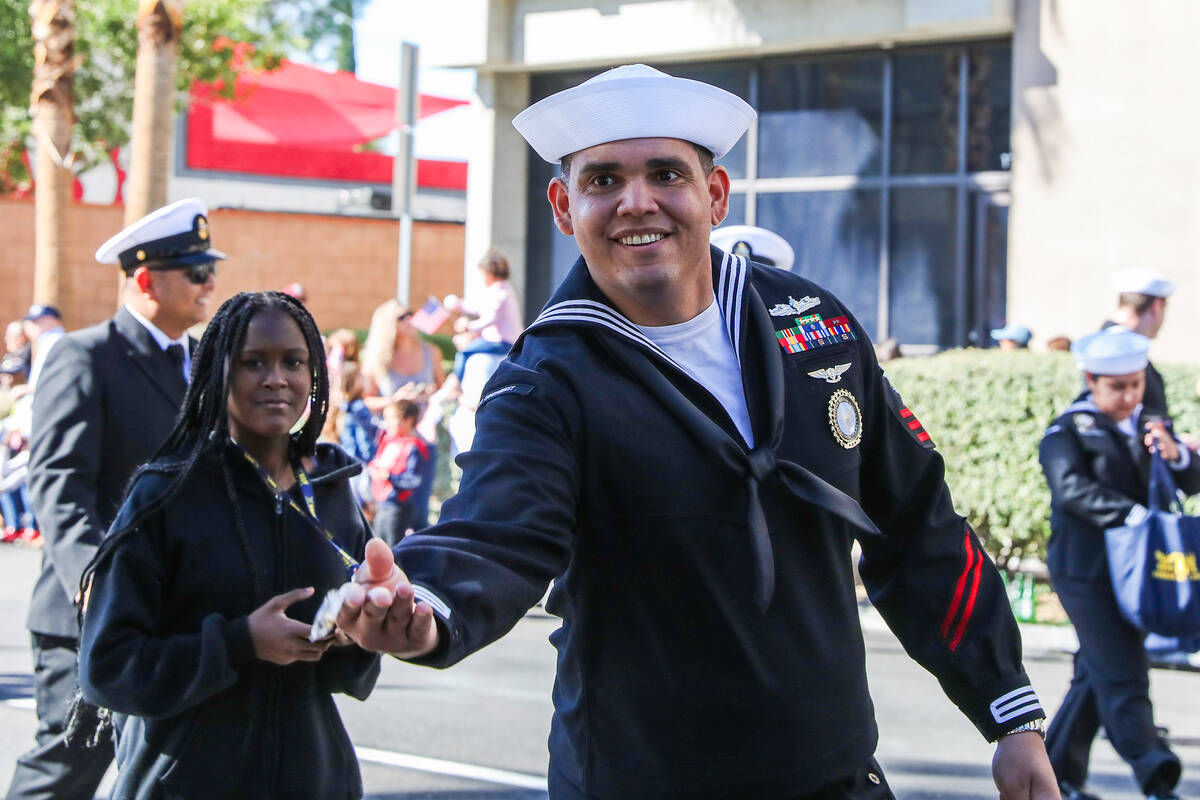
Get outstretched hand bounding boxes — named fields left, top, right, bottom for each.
left=248, top=587, right=333, bottom=665
left=992, top=732, right=1060, bottom=799
left=335, top=538, right=439, bottom=659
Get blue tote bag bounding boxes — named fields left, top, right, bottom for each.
left=1105, top=450, right=1200, bottom=640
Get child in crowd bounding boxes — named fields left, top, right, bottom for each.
left=325, top=328, right=360, bottom=390
left=444, top=247, right=523, bottom=382
left=333, top=362, right=377, bottom=465
left=368, top=398, right=432, bottom=545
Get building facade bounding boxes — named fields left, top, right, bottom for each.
left=420, top=0, right=1199, bottom=364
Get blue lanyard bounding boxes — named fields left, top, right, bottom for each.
left=232, top=441, right=359, bottom=577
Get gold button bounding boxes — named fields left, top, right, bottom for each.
left=136, top=249, right=145, bottom=261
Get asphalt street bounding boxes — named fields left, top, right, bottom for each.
left=0, top=544, right=1197, bottom=799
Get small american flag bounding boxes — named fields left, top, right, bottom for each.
left=409, top=296, right=450, bottom=335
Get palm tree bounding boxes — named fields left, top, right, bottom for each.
left=124, top=0, right=184, bottom=224
left=29, top=0, right=76, bottom=308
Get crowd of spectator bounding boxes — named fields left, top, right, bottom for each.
left=0, top=248, right=524, bottom=549
left=0, top=306, right=60, bottom=544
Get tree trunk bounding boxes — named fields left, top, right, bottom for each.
left=124, top=0, right=184, bottom=225
left=29, top=0, right=76, bottom=309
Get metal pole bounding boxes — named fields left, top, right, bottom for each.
left=393, top=42, right=419, bottom=305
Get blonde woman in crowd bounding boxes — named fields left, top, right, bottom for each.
left=360, top=299, right=445, bottom=413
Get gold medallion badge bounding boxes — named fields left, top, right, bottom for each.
left=828, top=388, right=862, bottom=449
left=196, top=215, right=209, bottom=240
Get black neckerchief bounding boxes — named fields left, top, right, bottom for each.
left=522, top=246, right=879, bottom=611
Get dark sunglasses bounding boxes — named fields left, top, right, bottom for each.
left=154, top=260, right=218, bottom=285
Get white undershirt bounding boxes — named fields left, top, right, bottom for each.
left=635, top=299, right=755, bottom=448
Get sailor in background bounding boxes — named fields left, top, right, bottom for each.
left=1040, top=326, right=1200, bottom=800
left=8, top=198, right=221, bottom=800
left=1104, top=268, right=1175, bottom=422
left=710, top=224, right=795, bottom=271
left=991, top=323, right=1033, bottom=351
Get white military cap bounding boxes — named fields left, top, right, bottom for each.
left=1111, top=268, right=1175, bottom=298
left=95, top=197, right=226, bottom=271
left=710, top=225, right=795, bottom=271
left=513, top=64, right=755, bottom=164
left=1071, top=326, right=1151, bottom=375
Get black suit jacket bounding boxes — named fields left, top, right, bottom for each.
left=1040, top=395, right=1200, bottom=581
left=27, top=306, right=190, bottom=637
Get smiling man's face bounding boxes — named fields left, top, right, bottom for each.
left=548, top=137, right=730, bottom=325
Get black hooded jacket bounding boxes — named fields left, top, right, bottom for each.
left=79, top=441, right=380, bottom=800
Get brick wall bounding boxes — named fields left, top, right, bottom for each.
left=0, top=197, right=464, bottom=335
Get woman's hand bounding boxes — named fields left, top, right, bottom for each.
left=391, top=381, right=431, bottom=403
left=248, top=587, right=332, bottom=665
left=1145, top=420, right=1181, bottom=463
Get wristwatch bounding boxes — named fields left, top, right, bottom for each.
left=1002, top=719, right=1046, bottom=739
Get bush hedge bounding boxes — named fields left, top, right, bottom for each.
left=882, top=350, right=1200, bottom=569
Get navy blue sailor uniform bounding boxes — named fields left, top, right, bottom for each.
left=1040, top=396, right=1200, bottom=793
left=395, top=246, right=1044, bottom=798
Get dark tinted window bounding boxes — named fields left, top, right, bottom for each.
left=756, top=190, right=881, bottom=338
left=888, top=187, right=959, bottom=346
left=758, top=56, right=884, bottom=178
left=891, top=51, right=960, bottom=175
left=967, top=44, right=1012, bottom=172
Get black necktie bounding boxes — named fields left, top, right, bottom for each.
left=165, top=343, right=187, bottom=386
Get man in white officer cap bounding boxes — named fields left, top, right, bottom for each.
left=8, top=198, right=222, bottom=800
left=1041, top=327, right=1200, bottom=800
left=1104, top=268, right=1176, bottom=421
left=711, top=224, right=796, bottom=271
left=336, top=64, right=1056, bottom=799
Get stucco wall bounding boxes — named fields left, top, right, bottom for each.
left=510, top=0, right=1011, bottom=67
left=1009, top=0, right=1200, bottom=364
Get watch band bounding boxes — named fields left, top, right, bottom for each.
left=1002, top=719, right=1046, bottom=739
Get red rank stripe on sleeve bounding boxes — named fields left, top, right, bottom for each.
left=940, top=533, right=983, bottom=652
left=899, top=407, right=931, bottom=443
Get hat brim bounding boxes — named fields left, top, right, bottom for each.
left=139, top=248, right=227, bottom=270
left=514, top=74, right=755, bottom=163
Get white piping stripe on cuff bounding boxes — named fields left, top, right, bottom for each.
left=990, top=685, right=1041, bottom=723
left=994, top=700, right=1043, bottom=723
left=412, top=584, right=451, bottom=620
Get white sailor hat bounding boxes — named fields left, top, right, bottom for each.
left=513, top=64, right=755, bottom=164
left=1111, top=268, right=1175, bottom=298
left=95, top=197, right=226, bottom=271
left=710, top=225, right=795, bottom=271
left=1071, top=326, right=1151, bottom=375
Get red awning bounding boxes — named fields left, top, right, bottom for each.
left=187, top=60, right=468, bottom=190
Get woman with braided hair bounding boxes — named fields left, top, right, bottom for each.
left=77, top=291, right=380, bottom=799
